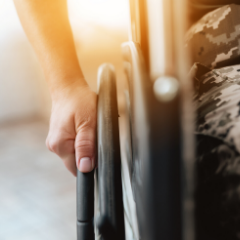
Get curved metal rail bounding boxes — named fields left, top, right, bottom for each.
left=122, top=41, right=194, bottom=240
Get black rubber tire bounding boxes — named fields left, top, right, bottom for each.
left=97, top=64, right=125, bottom=240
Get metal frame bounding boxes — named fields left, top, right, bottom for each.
left=76, top=0, right=196, bottom=239
left=123, top=0, right=196, bottom=239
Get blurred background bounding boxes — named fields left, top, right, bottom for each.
left=0, top=0, right=130, bottom=239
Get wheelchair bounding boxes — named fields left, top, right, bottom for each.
left=76, top=0, right=195, bottom=239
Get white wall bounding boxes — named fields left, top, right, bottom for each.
left=0, top=1, right=51, bottom=123
left=0, top=0, right=129, bottom=124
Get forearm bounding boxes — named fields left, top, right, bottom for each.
left=13, top=0, right=86, bottom=96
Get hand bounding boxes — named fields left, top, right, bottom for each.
left=46, top=81, right=97, bottom=176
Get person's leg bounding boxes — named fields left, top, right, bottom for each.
left=186, top=4, right=240, bottom=69
left=187, top=5, right=240, bottom=238
left=192, top=62, right=240, bottom=239
left=196, top=135, right=240, bottom=240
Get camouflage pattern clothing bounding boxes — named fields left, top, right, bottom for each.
left=194, top=63, right=240, bottom=149
left=192, top=63, right=240, bottom=240
left=186, top=5, right=240, bottom=240
left=186, top=4, right=240, bottom=69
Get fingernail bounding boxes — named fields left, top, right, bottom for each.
left=79, top=157, right=93, bottom=172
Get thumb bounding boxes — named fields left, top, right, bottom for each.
left=75, top=127, right=96, bottom=173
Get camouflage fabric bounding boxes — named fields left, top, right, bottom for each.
left=187, top=5, right=240, bottom=239
left=195, top=63, right=240, bottom=150
left=186, top=4, right=240, bottom=69
left=192, top=63, right=240, bottom=239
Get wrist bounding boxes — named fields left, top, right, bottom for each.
left=50, top=77, right=89, bottom=102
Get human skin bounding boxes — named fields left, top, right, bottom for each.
left=13, top=0, right=97, bottom=176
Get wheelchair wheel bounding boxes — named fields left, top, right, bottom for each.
left=96, top=63, right=125, bottom=240
left=76, top=64, right=125, bottom=240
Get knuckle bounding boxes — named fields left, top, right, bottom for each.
left=77, top=109, right=97, bottom=130
left=47, top=137, right=61, bottom=154
left=78, top=119, right=96, bottom=134
left=75, top=139, right=94, bottom=149
left=80, top=115, right=93, bottom=128
left=46, top=132, right=75, bottom=157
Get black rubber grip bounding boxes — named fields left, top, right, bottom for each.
left=77, top=170, right=94, bottom=221
left=77, top=221, right=94, bottom=240
left=76, top=170, right=95, bottom=240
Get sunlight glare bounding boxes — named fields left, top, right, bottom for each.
left=68, top=0, right=129, bottom=29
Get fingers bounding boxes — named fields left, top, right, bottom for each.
left=46, top=125, right=96, bottom=175
left=45, top=86, right=97, bottom=175
left=75, top=126, right=96, bottom=173
left=46, top=111, right=97, bottom=174
left=46, top=132, right=77, bottom=176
